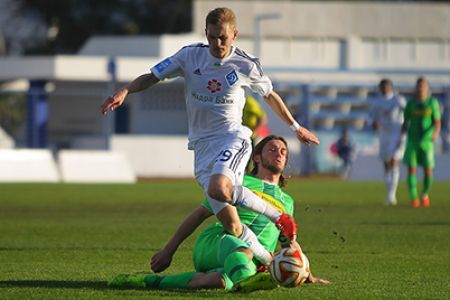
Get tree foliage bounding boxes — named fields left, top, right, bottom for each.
left=0, top=0, right=192, bottom=55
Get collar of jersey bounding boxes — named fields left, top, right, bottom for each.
left=414, top=96, right=431, bottom=103
left=382, top=92, right=395, bottom=100
left=261, top=179, right=279, bottom=187
left=207, top=45, right=236, bottom=63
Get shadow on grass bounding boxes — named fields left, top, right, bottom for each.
left=0, top=280, right=232, bottom=296
left=0, top=247, right=161, bottom=251
left=0, top=280, right=108, bottom=290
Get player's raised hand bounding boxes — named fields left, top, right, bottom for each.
left=150, top=248, right=173, bottom=273
left=101, top=88, right=128, bottom=115
left=295, top=126, right=320, bottom=145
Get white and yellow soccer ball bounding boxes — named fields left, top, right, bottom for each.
left=269, top=247, right=310, bottom=288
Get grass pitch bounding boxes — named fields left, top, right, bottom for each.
left=0, top=179, right=449, bottom=300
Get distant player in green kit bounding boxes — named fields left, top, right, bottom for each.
left=402, top=77, right=441, bottom=208
left=108, top=135, right=329, bottom=291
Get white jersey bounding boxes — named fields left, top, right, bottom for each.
left=369, top=93, right=406, bottom=133
left=369, top=93, right=406, bottom=160
left=151, top=43, right=273, bottom=149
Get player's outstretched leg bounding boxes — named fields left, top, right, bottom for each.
left=233, top=185, right=297, bottom=241
left=239, top=224, right=273, bottom=265
left=223, top=248, right=277, bottom=293
left=211, top=204, right=273, bottom=265
left=224, top=251, right=256, bottom=284
left=274, top=214, right=297, bottom=241
left=232, top=272, right=278, bottom=293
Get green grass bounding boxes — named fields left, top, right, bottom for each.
left=0, top=179, right=449, bottom=299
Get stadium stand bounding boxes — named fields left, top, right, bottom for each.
left=58, top=150, right=136, bottom=183
left=0, top=1, right=449, bottom=180
left=0, top=149, right=59, bottom=182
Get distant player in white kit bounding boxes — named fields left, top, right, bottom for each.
left=370, top=79, right=406, bottom=205
left=101, top=7, right=319, bottom=265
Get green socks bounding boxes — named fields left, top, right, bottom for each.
left=407, top=174, right=433, bottom=199
left=113, top=251, right=256, bottom=290
left=407, top=174, right=418, bottom=200
left=422, top=175, right=432, bottom=196
left=144, top=272, right=196, bottom=290
left=224, top=251, right=255, bottom=283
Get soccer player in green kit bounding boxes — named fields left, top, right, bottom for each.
left=402, top=77, right=441, bottom=208
left=108, top=135, right=329, bottom=291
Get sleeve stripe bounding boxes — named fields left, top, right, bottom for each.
left=235, top=48, right=265, bottom=77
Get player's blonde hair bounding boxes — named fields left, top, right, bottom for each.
left=205, top=7, right=237, bottom=29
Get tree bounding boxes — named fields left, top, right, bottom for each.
left=0, top=0, right=192, bottom=55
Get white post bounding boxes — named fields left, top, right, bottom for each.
left=253, top=13, right=281, bottom=59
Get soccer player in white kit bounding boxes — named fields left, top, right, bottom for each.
left=101, top=7, right=319, bottom=265
left=370, top=79, right=406, bottom=205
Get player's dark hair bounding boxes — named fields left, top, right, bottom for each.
left=378, top=78, right=393, bottom=90
left=415, top=76, right=430, bottom=98
left=250, top=135, right=289, bottom=187
left=206, top=7, right=237, bottom=29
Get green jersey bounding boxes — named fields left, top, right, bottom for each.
left=404, top=97, right=441, bottom=146
left=202, top=174, right=295, bottom=253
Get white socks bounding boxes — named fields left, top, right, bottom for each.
left=384, top=171, right=391, bottom=199
left=389, top=167, right=399, bottom=203
left=239, top=224, right=272, bottom=265
left=232, top=185, right=282, bottom=222
left=385, top=167, right=399, bottom=205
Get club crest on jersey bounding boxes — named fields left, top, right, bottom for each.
left=207, top=79, right=222, bottom=93
left=226, top=70, right=238, bottom=86
left=154, top=58, right=172, bottom=73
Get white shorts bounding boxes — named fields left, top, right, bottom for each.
left=193, top=135, right=252, bottom=214
left=379, top=131, right=405, bottom=161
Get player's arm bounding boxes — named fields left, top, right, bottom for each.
left=151, top=205, right=213, bottom=273
left=432, top=99, right=442, bottom=141
left=400, top=101, right=410, bottom=135
left=432, top=119, right=441, bottom=141
left=101, top=72, right=160, bottom=115
left=401, top=120, right=408, bottom=135
left=264, top=91, right=320, bottom=145
left=397, top=118, right=409, bottom=151
left=401, top=102, right=410, bottom=134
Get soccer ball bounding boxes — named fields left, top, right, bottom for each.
left=269, top=247, right=310, bottom=288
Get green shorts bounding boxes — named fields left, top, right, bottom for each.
left=193, top=224, right=256, bottom=290
left=403, top=142, right=435, bottom=168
